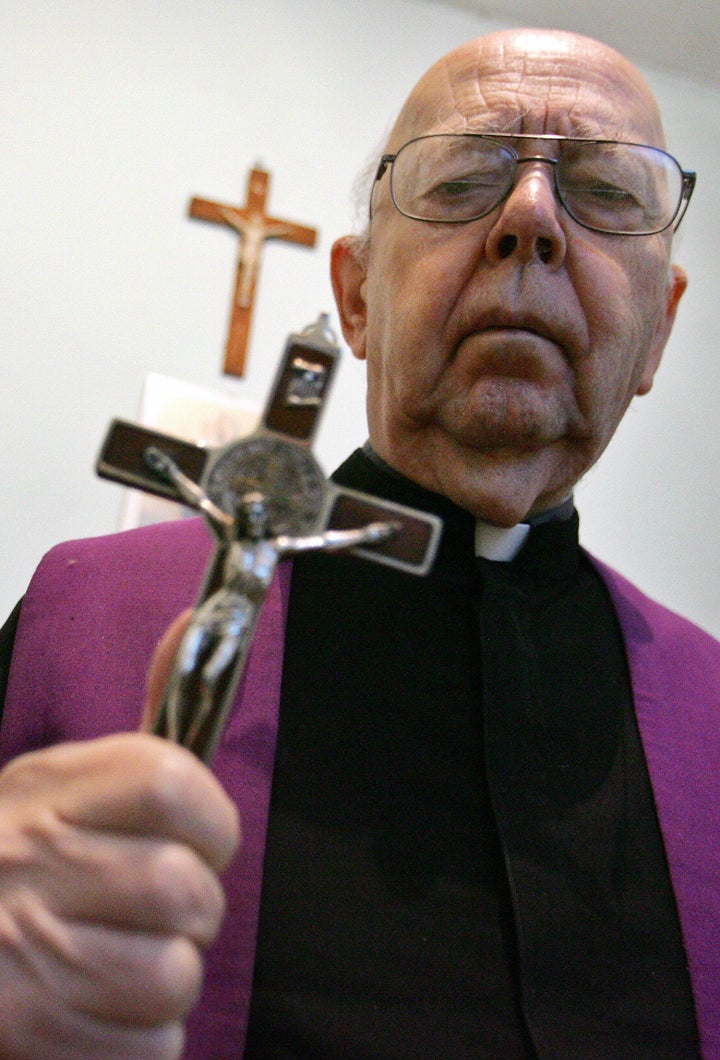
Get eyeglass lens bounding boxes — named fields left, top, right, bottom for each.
left=389, top=135, right=684, bottom=235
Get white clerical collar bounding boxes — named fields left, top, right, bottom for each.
left=474, top=521, right=531, bottom=561
left=474, top=496, right=575, bottom=561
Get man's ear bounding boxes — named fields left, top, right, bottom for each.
left=636, top=263, right=687, bottom=395
left=330, top=236, right=369, bottom=361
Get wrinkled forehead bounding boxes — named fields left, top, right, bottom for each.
left=388, top=30, right=666, bottom=150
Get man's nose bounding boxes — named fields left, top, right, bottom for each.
left=485, top=162, right=567, bottom=267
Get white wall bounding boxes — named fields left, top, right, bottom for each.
left=2, top=0, right=719, bottom=638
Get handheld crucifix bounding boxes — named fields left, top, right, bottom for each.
left=96, top=315, right=442, bottom=762
left=190, top=167, right=318, bottom=377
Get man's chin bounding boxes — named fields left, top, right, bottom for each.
left=420, top=436, right=576, bottom=525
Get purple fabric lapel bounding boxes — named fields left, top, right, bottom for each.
left=593, top=558, right=720, bottom=1059
left=0, top=518, right=214, bottom=756
left=0, top=518, right=291, bottom=1059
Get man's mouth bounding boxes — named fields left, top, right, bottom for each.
left=471, top=309, right=563, bottom=347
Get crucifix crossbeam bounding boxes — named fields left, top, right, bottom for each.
left=96, top=315, right=442, bottom=762
left=190, top=166, right=318, bottom=377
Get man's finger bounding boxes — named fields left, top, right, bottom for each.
left=142, top=609, right=194, bottom=733
left=2, top=735, right=241, bottom=873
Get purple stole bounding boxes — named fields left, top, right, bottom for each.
left=1, top=518, right=719, bottom=1058
left=597, top=561, right=720, bottom=1060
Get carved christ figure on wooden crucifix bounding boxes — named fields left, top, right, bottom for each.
left=189, top=167, right=318, bottom=376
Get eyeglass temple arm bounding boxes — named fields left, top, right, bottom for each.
left=673, top=171, right=696, bottom=231
left=374, top=154, right=395, bottom=180
left=369, top=154, right=397, bottom=219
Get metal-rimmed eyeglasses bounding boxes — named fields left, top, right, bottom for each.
left=370, top=133, right=696, bottom=236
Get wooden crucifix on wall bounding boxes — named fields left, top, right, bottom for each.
left=190, top=166, right=318, bottom=377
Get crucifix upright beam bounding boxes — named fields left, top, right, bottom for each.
left=189, top=167, right=318, bottom=377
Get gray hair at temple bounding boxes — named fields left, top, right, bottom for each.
left=345, top=137, right=388, bottom=266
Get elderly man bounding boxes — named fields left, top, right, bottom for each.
left=0, top=26, right=717, bottom=1060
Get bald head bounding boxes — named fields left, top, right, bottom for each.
left=387, top=29, right=666, bottom=153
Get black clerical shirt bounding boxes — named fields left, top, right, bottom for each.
left=244, top=448, right=699, bottom=1058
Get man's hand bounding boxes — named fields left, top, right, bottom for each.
left=0, top=614, right=240, bottom=1059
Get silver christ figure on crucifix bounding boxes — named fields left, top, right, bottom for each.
left=96, top=315, right=442, bottom=762
left=142, top=446, right=396, bottom=760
